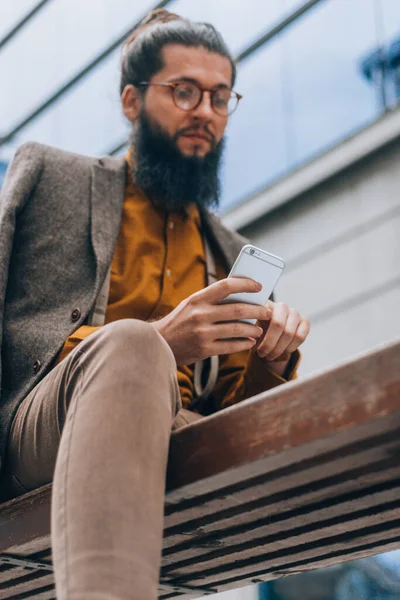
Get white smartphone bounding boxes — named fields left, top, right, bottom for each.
left=219, top=244, right=285, bottom=324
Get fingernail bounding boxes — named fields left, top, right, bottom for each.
left=256, top=282, right=262, bottom=291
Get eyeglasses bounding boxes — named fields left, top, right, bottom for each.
left=139, top=81, right=242, bottom=116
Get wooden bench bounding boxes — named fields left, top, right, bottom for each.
left=1, top=338, right=400, bottom=599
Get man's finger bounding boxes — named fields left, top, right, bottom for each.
left=215, top=302, right=271, bottom=323
left=201, top=277, right=262, bottom=304
left=257, top=303, right=289, bottom=357
left=262, top=308, right=301, bottom=360
left=284, top=318, right=311, bottom=354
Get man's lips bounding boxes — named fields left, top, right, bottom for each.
left=181, top=131, right=213, bottom=142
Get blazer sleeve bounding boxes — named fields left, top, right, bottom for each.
left=0, top=142, right=44, bottom=398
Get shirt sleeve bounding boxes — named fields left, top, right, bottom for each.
left=55, top=325, right=102, bottom=365
left=216, top=348, right=301, bottom=410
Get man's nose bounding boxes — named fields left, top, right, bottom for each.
left=192, top=91, right=214, bottom=120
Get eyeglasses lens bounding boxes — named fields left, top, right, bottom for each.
left=212, top=89, right=237, bottom=116
left=173, top=83, right=238, bottom=115
left=173, top=83, right=201, bottom=111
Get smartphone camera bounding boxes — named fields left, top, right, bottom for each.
left=249, top=248, right=256, bottom=255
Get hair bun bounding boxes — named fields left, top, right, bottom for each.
left=123, top=8, right=182, bottom=50
left=139, top=8, right=181, bottom=27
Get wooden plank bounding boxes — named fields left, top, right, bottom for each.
left=163, top=437, right=400, bottom=547
left=5, top=435, right=397, bottom=557
left=0, top=585, right=55, bottom=600
left=163, top=503, right=400, bottom=576
left=0, top=485, right=51, bottom=554
left=0, top=572, right=54, bottom=597
left=162, top=486, right=400, bottom=568
left=164, top=431, right=400, bottom=532
left=166, top=339, right=400, bottom=500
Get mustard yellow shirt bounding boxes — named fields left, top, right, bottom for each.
left=57, top=158, right=299, bottom=410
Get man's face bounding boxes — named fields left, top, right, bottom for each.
left=141, top=44, right=232, bottom=158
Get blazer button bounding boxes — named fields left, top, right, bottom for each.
left=71, top=308, right=81, bottom=322
left=33, top=359, right=41, bottom=374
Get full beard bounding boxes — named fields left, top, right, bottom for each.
left=129, top=110, right=225, bottom=214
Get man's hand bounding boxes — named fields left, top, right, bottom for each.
left=151, top=278, right=272, bottom=366
left=255, top=300, right=310, bottom=377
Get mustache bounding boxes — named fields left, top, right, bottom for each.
left=174, top=125, right=216, bottom=147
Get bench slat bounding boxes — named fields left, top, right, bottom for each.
left=162, top=486, right=400, bottom=568
left=163, top=435, right=400, bottom=548
left=158, top=540, right=400, bottom=599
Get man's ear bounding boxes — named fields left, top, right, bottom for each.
left=121, top=84, right=142, bottom=122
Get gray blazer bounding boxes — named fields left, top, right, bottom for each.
left=0, top=142, right=247, bottom=472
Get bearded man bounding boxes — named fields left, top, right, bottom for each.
left=0, top=9, right=310, bottom=600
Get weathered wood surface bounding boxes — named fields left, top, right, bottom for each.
left=1, top=339, right=400, bottom=599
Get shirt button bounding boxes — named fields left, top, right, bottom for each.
left=71, top=308, right=81, bottom=322
left=33, top=359, right=42, bottom=374
left=166, top=268, right=171, bottom=277
left=168, top=221, right=175, bottom=230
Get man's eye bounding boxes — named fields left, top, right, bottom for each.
left=176, top=85, right=195, bottom=99
left=213, top=92, right=229, bottom=107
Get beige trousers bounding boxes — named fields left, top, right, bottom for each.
left=1, top=319, right=203, bottom=600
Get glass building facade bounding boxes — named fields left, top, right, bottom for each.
left=1, top=1, right=400, bottom=598
left=1, top=0, right=400, bottom=210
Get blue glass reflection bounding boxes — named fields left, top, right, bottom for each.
left=379, top=0, right=400, bottom=107
left=388, top=37, right=400, bottom=101
left=0, top=161, right=8, bottom=188
left=258, top=555, right=400, bottom=599
left=220, top=0, right=382, bottom=210
left=1, top=0, right=399, bottom=208
left=221, top=36, right=288, bottom=208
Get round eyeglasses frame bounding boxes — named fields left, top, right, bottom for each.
left=138, top=81, right=243, bottom=116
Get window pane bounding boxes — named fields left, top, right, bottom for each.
left=287, top=0, right=379, bottom=167
left=380, top=0, right=400, bottom=108
left=0, top=1, right=40, bottom=39
left=220, top=38, right=288, bottom=209
left=171, top=0, right=309, bottom=55
left=0, top=0, right=158, bottom=133
left=380, top=0, right=400, bottom=43
left=1, top=49, right=128, bottom=162
left=220, top=0, right=382, bottom=210
left=0, top=160, right=8, bottom=188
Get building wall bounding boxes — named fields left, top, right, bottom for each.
left=238, top=136, right=400, bottom=378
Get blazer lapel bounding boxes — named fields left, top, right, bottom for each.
left=90, top=156, right=127, bottom=293
left=202, top=210, right=248, bottom=272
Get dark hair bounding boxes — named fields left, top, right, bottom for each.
left=120, top=8, right=236, bottom=95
